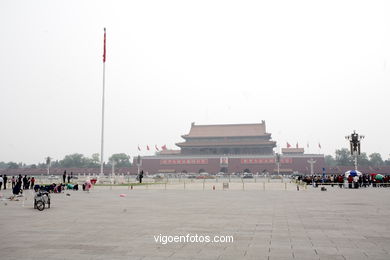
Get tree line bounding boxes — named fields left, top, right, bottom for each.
left=325, top=148, right=390, bottom=167
left=1, top=149, right=389, bottom=169
left=0, top=153, right=132, bottom=169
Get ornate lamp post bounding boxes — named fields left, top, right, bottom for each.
left=275, top=153, right=280, bottom=175
left=307, top=158, right=316, bottom=176
left=345, top=130, right=364, bottom=171
left=46, top=157, right=51, bottom=176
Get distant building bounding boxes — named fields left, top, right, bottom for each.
left=139, top=122, right=325, bottom=175
left=176, top=121, right=276, bottom=155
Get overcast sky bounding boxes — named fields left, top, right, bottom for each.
left=0, top=0, right=389, bottom=164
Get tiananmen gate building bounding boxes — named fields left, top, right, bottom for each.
left=139, top=121, right=325, bottom=175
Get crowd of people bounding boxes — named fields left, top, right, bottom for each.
left=0, top=174, right=36, bottom=194
left=297, top=174, right=390, bottom=188
left=34, top=183, right=79, bottom=193
left=0, top=170, right=90, bottom=196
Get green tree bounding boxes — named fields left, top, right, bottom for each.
left=7, top=162, right=19, bottom=169
left=357, top=152, right=370, bottom=166
left=108, top=153, right=131, bottom=167
left=92, top=153, right=100, bottom=164
left=335, top=148, right=353, bottom=166
left=369, top=153, right=383, bottom=167
left=83, top=153, right=100, bottom=168
left=325, top=155, right=336, bottom=166
left=0, top=162, right=7, bottom=169
left=59, top=153, right=89, bottom=168
left=51, top=160, right=61, bottom=168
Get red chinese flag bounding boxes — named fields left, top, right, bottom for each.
left=286, top=142, right=291, bottom=148
left=161, top=145, right=167, bottom=150
left=103, top=28, right=106, bottom=62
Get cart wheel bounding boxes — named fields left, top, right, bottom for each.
left=36, top=201, right=45, bottom=211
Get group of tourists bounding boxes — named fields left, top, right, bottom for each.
left=0, top=174, right=7, bottom=190
left=0, top=174, right=36, bottom=193
left=298, top=174, right=390, bottom=188
left=34, top=183, right=79, bottom=193
left=0, top=170, right=96, bottom=203
left=62, top=170, right=74, bottom=184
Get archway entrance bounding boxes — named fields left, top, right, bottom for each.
left=219, top=167, right=228, bottom=173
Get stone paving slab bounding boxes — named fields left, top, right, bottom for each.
left=1, top=187, right=390, bottom=259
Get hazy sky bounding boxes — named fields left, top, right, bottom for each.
left=0, top=0, right=389, bottom=164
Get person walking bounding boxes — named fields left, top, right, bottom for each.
left=30, top=177, right=35, bottom=189
left=139, top=170, right=144, bottom=184
left=353, top=175, right=359, bottom=189
left=18, top=174, right=22, bottom=186
left=3, top=174, right=7, bottom=190
left=23, top=175, right=28, bottom=190
left=63, top=170, right=67, bottom=183
left=11, top=176, right=16, bottom=189
left=0, top=175, right=3, bottom=191
left=338, top=175, right=343, bottom=188
left=348, top=175, right=353, bottom=189
left=67, top=173, right=71, bottom=183
left=26, top=177, right=31, bottom=189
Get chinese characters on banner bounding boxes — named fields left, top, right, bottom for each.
left=241, top=158, right=292, bottom=164
left=160, top=159, right=208, bottom=165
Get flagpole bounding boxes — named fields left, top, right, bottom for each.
left=100, top=28, right=106, bottom=177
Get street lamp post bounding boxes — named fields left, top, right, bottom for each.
left=46, top=157, right=51, bottom=176
left=275, top=153, right=280, bottom=176
left=345, top=131, right=364, bottom=171
left=307, top=158, right=316, bottom=176
left=307, top=158, right=317, bottom=176
left=111, top=160, right=115, bottom=177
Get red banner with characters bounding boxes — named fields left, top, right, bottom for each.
left=241, top=158, right=292, bottom=164
left=160, top=159, right=208, bottom=165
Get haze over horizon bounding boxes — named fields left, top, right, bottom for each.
left=1, top=0, right=389, bottom=164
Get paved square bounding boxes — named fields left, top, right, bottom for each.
left=1, top=185, right=390, bottom=260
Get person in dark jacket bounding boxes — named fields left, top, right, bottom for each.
left=63, top=170, right=67, bottom=183
left=23, top=175, right=28, bottom=189
left=3, top=174, right=7, bottom=190
left=13, top=181, right=22, bottom=195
